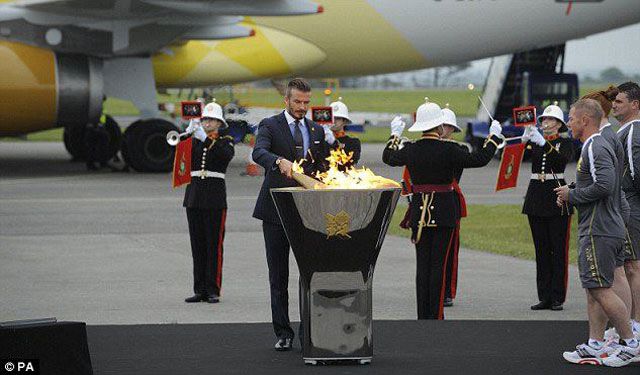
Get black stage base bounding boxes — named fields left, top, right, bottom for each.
left=1, top=321, right=93, bottom=375
left=87, top=320, right=639, bottom=375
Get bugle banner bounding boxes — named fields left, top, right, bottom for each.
left=172, top=138, right=192, bottom=188
left=495, top=143, right=525, bottom=191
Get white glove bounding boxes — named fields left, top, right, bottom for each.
left=521, top=126, right=533, bottom=144
left=186, top=118, right=200, bottom=133
left=323, top=125, right=336, bottom=145
left=193, top=125, right=207, bottom=142
left=530, top=127, right=546, bottom=146
left=390, top=116, right=406, bottom=137
left=489, top=120, right=502, bottom=137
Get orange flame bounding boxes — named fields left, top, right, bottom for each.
left=293, top=149, right=399, bottom=189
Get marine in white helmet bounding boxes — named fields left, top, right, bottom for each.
left=520, top=102, right=574, bottom=313
left=440, top=104, right=466, bottom=309
left=383, top=98, right=504, bottom=320
left=183, top=99, right=235, bottom=305
left=329, top=97, right=361, bottom=165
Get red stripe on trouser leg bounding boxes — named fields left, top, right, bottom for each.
left=450, top=222, right=460, bottom=299
left=438, top=230, right=456, bottom=320
left=401, top=167, right=412, bottom=195
left=562, top=216, right=571, bottom=302
left=215, top=209, right=227, bottom=294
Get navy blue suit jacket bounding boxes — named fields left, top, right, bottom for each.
left=252, top=112, right=330, bottom=223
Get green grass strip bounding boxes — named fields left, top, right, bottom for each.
left=388, top=203, right=579, bottom=264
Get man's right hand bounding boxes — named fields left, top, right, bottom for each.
left=277, top=158, right=294, bottom=178
left=489, top=120, right=502, bottom=137
left=521, top=126, right=533, bottom=143
left=193, top=125, right=207, bottom=142
left=186, top=118, right=200, bottom=133
left=390, top=116, right=406, bottom=137
left=529, top=127, right=546, bottom=146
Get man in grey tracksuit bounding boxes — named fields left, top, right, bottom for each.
left=581, top=87, right=634, bottom=342
left=582, top=86, right=631, bottom=324
left=556, top=99, right=638, bottom=367
left=614, top=81, right=640, bottom=337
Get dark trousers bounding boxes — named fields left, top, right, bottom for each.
left=415, top=226, right=455, bottom=320
left=262, top=221, right=297, bottom=339
left=445, top=221, right=461, bottom=300
left=527, top=215, right=571, bottom=304
left=186, top=208, right=226, bottom=297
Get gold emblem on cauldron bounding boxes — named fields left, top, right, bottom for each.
left=325, top=210, right=351, bottom=239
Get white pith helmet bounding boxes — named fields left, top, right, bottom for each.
left=201, top=99, right=228, bottom=129
left=538, top=102, right=567, bottom=132
left=408, top=98, right=445, bottom=132
left=442, top=104, right=461, bottom=132
left=330, top=97, right=351, bottom=123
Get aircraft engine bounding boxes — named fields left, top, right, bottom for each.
left=0, top=41, right=103, bottom=136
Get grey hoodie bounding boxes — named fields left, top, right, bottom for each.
left=617, top=120, right=640, bottom=217
left=569, top=133, right=625, bottom=239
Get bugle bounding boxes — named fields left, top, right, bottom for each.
left=166, top=130, right=192, bottom=146
left=496, top=135, right=524, bottom=149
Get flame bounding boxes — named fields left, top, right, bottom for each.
left=292, top=159, right=305, bottom=174
left=293, top=148, right=399, bottom=189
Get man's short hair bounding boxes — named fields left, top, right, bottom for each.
left=286, top=78, right=311, bottom=97
left=617, top=81, right=640, bottom=103
left=572, top=98, right=605, bottom=123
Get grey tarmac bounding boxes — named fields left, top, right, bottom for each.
left=0, top=141, right=584, bottom=324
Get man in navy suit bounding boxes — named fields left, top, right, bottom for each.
left=252, top=78, right=332, bottom=351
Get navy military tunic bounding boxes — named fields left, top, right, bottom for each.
left=183, top=135, right=235, bottom=298
left=522, top=135, right=574, bottom=306
left=383, top=133, right=501, bottom=320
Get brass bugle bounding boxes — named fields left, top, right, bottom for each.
left=166, top=130, right=192, bottom=146
left=496, top=135, right=523, bottom=149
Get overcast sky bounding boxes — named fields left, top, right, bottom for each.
left=470, top=22, right=640, bottom=78
left=564, top=22, right=640, bottom=75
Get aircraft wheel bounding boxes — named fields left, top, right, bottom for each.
left=63, top=126, right=88, bottom=161
left=123, top=119, right=178, bottom=172
left=103, top=115, right=122, bottom=159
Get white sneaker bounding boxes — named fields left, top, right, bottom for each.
left=602, top=341, right=640, bottom=367
left=562, top=343, right=616, bottom=365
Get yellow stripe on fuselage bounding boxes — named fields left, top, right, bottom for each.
left=214, top=18, right=290, bottom=77
left=152, top=41, right=211, bottom=86
left=153, top=23, right=325, bottom=88
left=253, top=0, right=427, bottom=77
left=153, top=0, right=424, bottom=87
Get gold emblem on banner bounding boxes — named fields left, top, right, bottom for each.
left=178, top=154, right=187, bottom=176
left=325, top=210, right=351, bottom=239
left=504, top=154, right=515, bottom=180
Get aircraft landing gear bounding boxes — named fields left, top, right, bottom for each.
left=63, top=115, right=121, bottom=163
left=63, top=125, right=88, bottom=161
left=122, top=118, right=178, bottom=172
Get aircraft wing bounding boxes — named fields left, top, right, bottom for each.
left=0, top=0, right=322, bottom=56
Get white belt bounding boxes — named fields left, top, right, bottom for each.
left=531, top=173, right=563, bottom=181
left=191, top=170, right=225, bottom=179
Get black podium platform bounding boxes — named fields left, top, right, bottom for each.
left=1, top=320, right=93, bottom=375
left=86, top=320, right=638, bottom=375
